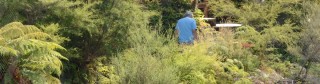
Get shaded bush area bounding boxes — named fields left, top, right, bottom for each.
left=1, top=0, right=320, bottom=84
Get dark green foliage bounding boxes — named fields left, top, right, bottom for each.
left=111, top=17, right=180, bottom=83
left=140, top=0, right=193, bottom=33
left=209, top=0, right=304, bottom=30
left=1, top=0, right=320, bottom=83
left=288, top=2, right=320, bottom=83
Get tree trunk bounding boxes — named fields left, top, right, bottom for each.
left=6, top=57, right=30, bottom=84
left=302, top=61, right=311, bottom=84
left=194, top=0, right=198, bottom=11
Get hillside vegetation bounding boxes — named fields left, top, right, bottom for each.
left=1, top=0, right=320, bottom=84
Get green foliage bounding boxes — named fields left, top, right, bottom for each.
left=288, top=2, right=320, bottom=83
left=174, top=44, right=218, bottom=84
left=234, top=78, right=252, bottom=84
left=111, top=26, right=252, bottom=84
left=63, top=0, right=174, bottom=83
left=1, top=0, right=320, bottom=83
left=209, top=0, right=241, bottom=21
left=209, top=0, right=304, bottom=29
left=194, top=9, right=210, bottom=28
left=234, top=24, right=300, bottom=82
left=0, top=0, right=156, bottom=82
left=173, top=42, right=251, bottom=84
left=113, top=51, right=179, bottom=84
left=139, top=0, right=193, bottom=33
left=235, top=26, right=260, bottom=44
left=210, top=0, right=312, bottom=82
left=86, top=57, right=119, bottom=84
left=0, top=22, right=67, bottom=83
left=101, top=0, right=155, bottom=54
left=269, top=60, right=294, bottom=77
left=112, top=28, right=179, bottom=84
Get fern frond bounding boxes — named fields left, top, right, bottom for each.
left=22, top=71, right=63, bottom=84
left=0, top=37, right=4, bottom=45
left=14, top=32, right=52, bottom=41
left=8, top=39, right=42, bottom=55
left=8, top=39, right=65, bottom=55
left=0, top=22, right=42, bottom=39
left=40, top=23, right=60, bottom=35
left=1, top=22, right=67, bottom=83
left=0, top=46, right=19, bottom=56
left=21, top=25, right=42, bottom=34
left=0, top=26, right=24, bottom=39
left=45, top=55, right=63, bottom=75
left=15, top=40, right=67, bottom=76
left=47, top=50, right=68, bottom=60
left=20, top=57, right=47, bottom=71
left=40, top=0, right=81, bottom=8
left=0, top=22, right=25, bottom=30
left=21, top=49, right=65, bottom=76
left=29, top=39, right=66, bottom=50
left=44, top=74, right=61, bottom=84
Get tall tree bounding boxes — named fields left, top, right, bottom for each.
left=290, top=2, right=320, bottom=83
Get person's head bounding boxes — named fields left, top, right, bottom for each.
left=184, top=11, right=193, bottom=18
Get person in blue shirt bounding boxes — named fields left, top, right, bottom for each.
left=175, top=11, right=198, bottom=44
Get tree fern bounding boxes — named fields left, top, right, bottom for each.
left=0, top=44, right=18, bottom=57
left=0, top=22, right=67, bottom=84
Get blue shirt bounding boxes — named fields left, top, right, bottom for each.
left=176, top=17, right=197, bottom=43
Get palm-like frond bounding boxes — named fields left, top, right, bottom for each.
left=0, top=46, right=18, bottom=56
left=14, top=32, right=52, bottom=41
left=21, top=25, right=42, bottom=34
left=20, top=69, right=61, bottom=84
left=0, top=26, right=24, bottom=39
left=0, top=22, right=67, bottom=83
left=0, top=22, right=42, bottom=40
left=19, top=39, right=67, bottom=75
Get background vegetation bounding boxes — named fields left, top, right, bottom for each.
left=1, top=0, right=320, bottom=84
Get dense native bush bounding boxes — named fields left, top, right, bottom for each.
left=288, top=2, right=320, bottom=83
left=111, top=27, right=180, bottom=84
left=1, top=0, right=320, bottom=83
left=86, top=57, right=119, bottom=84
left=207, top=0, right=318, bottom=82
left=110, top=28, right=253, bottom=84
left=208, top=0, right=304, bottom=30
left=234, top=24, right=300, bottom=82
left=173, top=42, right=251, bottom=84
left=138, top=0, right=194, bottom=33
left=0, top=0, right=151, bottom=83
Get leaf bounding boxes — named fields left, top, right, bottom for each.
left=0, top=46, right=19, bottom=56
